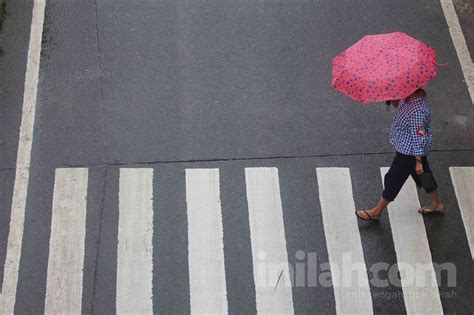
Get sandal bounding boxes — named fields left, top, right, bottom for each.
left=355, top=210, right=380, bottom=222
left=418, top=207, right=445, bottom=216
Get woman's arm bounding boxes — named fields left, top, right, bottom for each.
left=415, top=155, right=424, bottom=174
left=409, top=110, right=428, bottom=174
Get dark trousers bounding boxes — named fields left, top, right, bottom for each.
left=382, top=152, right=438, bottom=202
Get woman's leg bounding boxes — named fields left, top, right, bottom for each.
left=357, top=153, right=411, bottom=219
left=411, top=156, right=444, bottom=212
left=364, top=196, right=390, bottom=218
left=423, top=190, right=444, bottom=212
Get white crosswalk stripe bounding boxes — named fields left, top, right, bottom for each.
left=380, top=167, right=443, bottom=314
left=4, top=165, right=474, bottom=313
left=450, top=167, right=474, bottom=260
left=245, top=167, right=295, bottom=314
left=186, top=168, right=228, bottom=314
left=45, top=168, right=88, bottom=314
left=316, top=168, right=373, bottom=315
left=117, top=168, right=154, bottom=314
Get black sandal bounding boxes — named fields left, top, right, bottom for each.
left=355, top=210, right=380, bottom=222
left=418, top=207, right=445, bottom=216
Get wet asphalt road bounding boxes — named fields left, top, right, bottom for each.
left=1, top=0, right=474, bottom=313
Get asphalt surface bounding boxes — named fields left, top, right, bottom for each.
left=1, top=0, right=474, bottom=314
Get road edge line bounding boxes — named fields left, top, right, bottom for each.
left=441, top=0, right=474, bottom=104
left=0, top=0, right=46, bottom=313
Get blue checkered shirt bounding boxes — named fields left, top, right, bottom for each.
left=389, top=96, right=432, bottom=156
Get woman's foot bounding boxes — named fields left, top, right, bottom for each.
left=418, top=203, right=445, bottom=215
left=355, top=210, right=381, bottom=221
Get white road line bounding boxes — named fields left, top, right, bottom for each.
left=245, top=167, right=294, bottom=314
left=0, top=0, right=46, bottom=313
left=380, top=168, right=443, bottom=314
left=44, top=168, right=88, bottom=314
left=441, top=0, right=474, bottom=104
left=185, top=169, right=228, bottom=314
left=449, top=167, right=474, bottom=259
left=316, top=168, right=373, bottom=315
left=117, top=168, right=154, bottom=314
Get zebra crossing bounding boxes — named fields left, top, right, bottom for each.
left=317, top=168, right=373, bottom=314
left=3, top=165, right=474, bottom=314
left=450, top=167, right=474, bottom=260
left=45, top=168, right=88, bottom=314
left=381, top=167, right=443, bottom=314
left=246, top=168, right=294, bottom=314
left=117, top=169, right=154, bottom=314
left=186, top=169, right=228, bottom=314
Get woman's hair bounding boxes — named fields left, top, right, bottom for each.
left=417, top=88, right=426, bottom=96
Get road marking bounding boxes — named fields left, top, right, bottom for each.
left=449, top=167, right=474, bottom=259
left=117, top=168, right=154, bottom=314
left=441, top=0, right=474, bottom=104
left=185, top=169, right=228, bottom=314
left=380, top=167, right=443, bottom=314
left=0, top=0, right=46, bottom=312
left=316, top=168, right=373, bottom=315
left=245, top=167, right=294, bottom=314
left=44, top=168, right=88, bottom=314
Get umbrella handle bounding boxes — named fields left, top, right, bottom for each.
left=432, top=56, right=448, bottom=67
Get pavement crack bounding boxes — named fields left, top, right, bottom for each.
left=92, top=0, right=108, bottom=167
left=52, top=148, right=474, bottom=169
left=93, top=0, right=103, bottom=100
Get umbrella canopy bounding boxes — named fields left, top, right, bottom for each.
left=332, top=32, right=437, bottom=104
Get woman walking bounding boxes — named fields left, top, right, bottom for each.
left=355, top=88, right=444, bottom=221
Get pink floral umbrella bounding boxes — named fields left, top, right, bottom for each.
left=332, top=32, right=437, bottom=104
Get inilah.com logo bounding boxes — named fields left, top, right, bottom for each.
left=254, top=250, right=456, bottom=289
